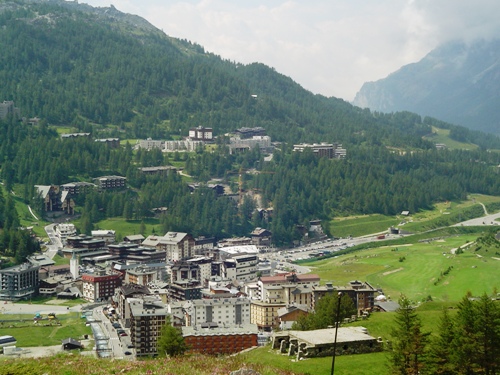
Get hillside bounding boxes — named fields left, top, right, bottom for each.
left=0, top=0, right=500, bottom=248
left=353, top=39, right=500, bottom=136
left=0, top=0, right=485, bottom=148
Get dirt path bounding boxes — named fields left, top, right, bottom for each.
left=382, top=267, right=403, bottom=276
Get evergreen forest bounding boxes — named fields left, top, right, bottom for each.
left=1, top=0, right=500, bottom=261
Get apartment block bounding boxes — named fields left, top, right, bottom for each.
left=0, top=262, right=39, bottom=301
left=82, top=270, right=122, bottom=302
left=128, top=297, right=168, bottom=357
left=183, top=297, right=251, bottom=327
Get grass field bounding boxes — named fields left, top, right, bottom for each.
left=307, top=233, right=499, bottom=302
left=327, top=194, right=500, bottom=238
left=89, top=217, right=161, bottom=239
left=242, top=301, right=464, bottom=375
left=423, top=126, right=479, bottom=150
left=329, top=214, right=399, bottom=238
left=0, top=312, right=91, bottom=347
left=1, top=185, right=48, bottom=238
left=243, top=347, right=388, bottom=375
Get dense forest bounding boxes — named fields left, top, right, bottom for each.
left=1, top=0, right=500, bottom=259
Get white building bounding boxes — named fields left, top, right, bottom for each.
left=189, top=126, right=213, bottom=141
left=183, top=297, right=251, bottom=327
left=258, top=273, right=320, bottom=307
left=164, top=139, right=203, bottom=152
left=143, top=232, right=195, bottom=261
left=137, top=138, right=164, bottom=150
left=218, top=245, right=259, bottom=259
left=186, top=257, right=213, bottom=287
left=222, top=254, right=259, bottom=282
left=55, top=223, right=77, bottom=244
left=244, top=282, right=260, bottom=300
left=229, top=135, right=272, bottom=154
left=0, top=262, right=40, bottom=300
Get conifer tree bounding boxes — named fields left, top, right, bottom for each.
left=157, top=316, right=187, bottom=358
left=428, top=308, right=457, bottom=375
left=390, top=295, right=429, bottom=375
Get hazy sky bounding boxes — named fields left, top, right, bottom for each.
left=81, top=0, right=500, bottom=101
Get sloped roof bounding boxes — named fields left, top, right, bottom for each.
left=375, top=301, right=400, bottom=312
left=277, top=304, right=309, bottom=317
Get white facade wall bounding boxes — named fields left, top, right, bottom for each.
left=164, top=140, right=203, bottom=152
left=138, top=138, right=164, bottom=150
left=186, top=298, right=251, bottom=326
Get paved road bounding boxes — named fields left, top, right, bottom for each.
left=93, top=306, right=133, bottom=360
left=453, top=211, right=500, bottom=227
left=44, top=223, right=63, bottom=259
left=0, top=301, right=81, bottom=315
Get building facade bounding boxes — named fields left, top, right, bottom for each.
left=144, top=232, right=195, bottom=261
left=222, top=254, right=259, bottom=282
left=188, top=126, right=213, bottom=141
left=183, top=297, right=251, bottom=327
left=182, top=324, right=258, bottom=355
left=293, top=142, right=346, bottom=159
left=250, top=301, right=286, bottom=331
left=82, top=271, right=122, bottom=302
left=128, top=297, right=168, bottom=357
left=0, top=262, right=40, bottom=300
left=93, top=175, right=126, bottom=190
left=258, top=273, right=320, bottom=307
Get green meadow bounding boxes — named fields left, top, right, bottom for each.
left=0, top=312, right=91, bottom=347
left=329, top=214, right=399, bottom=238
left=243, top=347, right=388, bottom=375
left=423, top=126, right=479, bottom=150
left=88, top=217, right=162, bottom=240
left=307, top=233, right=499, bottom=302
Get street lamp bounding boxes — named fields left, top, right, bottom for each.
left=330, top=292, right=343, bottom=375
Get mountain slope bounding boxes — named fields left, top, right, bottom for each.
left=1, top=0, right=498, bottom=148
left=0, top=0, right=440, bottom=149
left=353, top=39, right=500, bottom=136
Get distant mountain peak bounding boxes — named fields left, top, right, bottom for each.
left=353, top=38, right=500, bottom=135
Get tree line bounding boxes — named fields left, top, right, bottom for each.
left=2, top=115, right=500, bottom=248
left=390, top=294, right=500, bottom=374
left=2, top=1, right=500, bottom=151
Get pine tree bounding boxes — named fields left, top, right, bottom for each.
left=428, top=308, right=456, bottom=375
left=390, top=295, right=429, bottom=375
left=453, top=296, right=478, bottom=374
left=471, top=294, right=500, bottom=375
left=157, top=316, right=187, bottom=357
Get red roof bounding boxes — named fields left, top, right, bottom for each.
left=260, top=273, right=320, bottom=284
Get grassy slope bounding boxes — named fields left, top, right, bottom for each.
left=307, top=232, right=499, bottom=302
left=87, top=217, right=161, bottom=240
left=330, top=214, right=399, bottom=238
left=423, top=126, right=479, bottom=150
left=243, top=347, right=388, bottom=375
left=0, top=353, right=300, bottom=375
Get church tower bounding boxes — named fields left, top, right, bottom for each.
left=70, top=252, right=79, bottom=280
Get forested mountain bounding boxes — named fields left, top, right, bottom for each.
left=1, top=0, right=500, bottom=250
left=353, top=39, right=500, bottom=136
left=0, top=0, right=451, bottom=147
